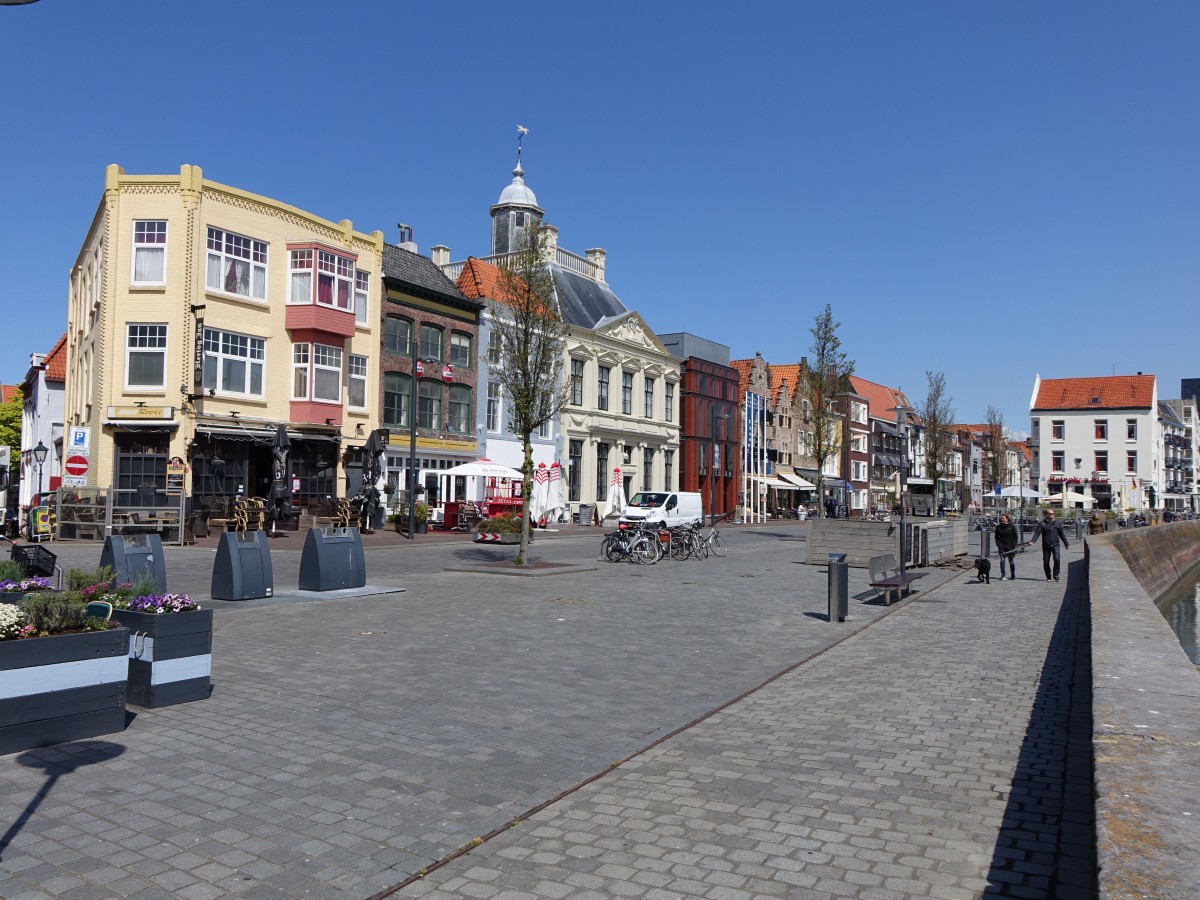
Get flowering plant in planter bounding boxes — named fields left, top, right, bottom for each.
left=0, top=603, right=37, bottom=641
left=0, top=576, right=55, bottom=594
left=116, top=592, right=200, bottom=614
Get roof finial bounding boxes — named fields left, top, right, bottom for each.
left=515, top=124, right=529, bottom=174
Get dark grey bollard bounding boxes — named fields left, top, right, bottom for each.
left=1075, top=518, right=1084, bottom=541
left=981, top=529, right=992, bottom=559
left=211, top=531, right=274, bottom=600
left=298, top=527, right=366, bottom=591
left=100, top=534, right=167, bottom=593
left=827, top=552, right=848, bottom=623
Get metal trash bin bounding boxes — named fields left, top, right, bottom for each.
left=827, top=552, right=848, bottom=623
left=298, top=527, right=366, bottom=591
left=100, top=534, right=167, bottom=593
left=211, top=531, right=273, bottom=600
left=980, top=530, right=992, bottom=559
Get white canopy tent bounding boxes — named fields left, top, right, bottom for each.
left=442, top=459, right=524, bottom=479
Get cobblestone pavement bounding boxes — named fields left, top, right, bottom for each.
left=0, top=526, right=1094, bottom=899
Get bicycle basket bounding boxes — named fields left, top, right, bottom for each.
left=11, top=543, right=57, bottom=578
left=658, top=530, right=671, bottom=544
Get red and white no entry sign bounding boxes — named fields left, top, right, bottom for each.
left=442, top=364, right=454, bottom=383
left=415, top=360, right=424, bottom=377
left=65, top=455, right=89, bottom=477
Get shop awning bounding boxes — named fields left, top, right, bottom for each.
left=872, top=421, right=897, bottom=435
left=198, top=425, right=341, bottom=443
left=778, top=471, right=816, bottom=489
left=747, top=475, right=793, bottom=489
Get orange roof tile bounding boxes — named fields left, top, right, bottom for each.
left=729, top=359, right=755, bottom=398
left=1032, top=374, right=1155, bottom=411
left=848, top=375, right=912, bottom=420
left=0, top=385, right=18, bottom=404
left=43, top=333, right=67, bottom=382
left=456, top=257, right=551, bottom=315
left=769, top=364, right=802, bottom=403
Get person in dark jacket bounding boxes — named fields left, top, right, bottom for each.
left=1028, top=508, right=1069, bottom=581
left=994, top=513, right=1019, bottom=580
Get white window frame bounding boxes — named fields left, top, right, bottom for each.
left=206, top=227, right=267, bottom=300
left=125, top=323, right=168, bottom=389
left=131, top=220, right=167, bottom=286
left=665, top=383, right=675, bottom=422
left=203, top=327, right=265, bottom=398
left=347, top=354, right=368, bottom=410
left=292, top=344, right=309, bottom=400
left=622, top=372, right=633, bottom=415
left=316, top=250, right=353, bottom=311
left=312, top=343, right=343, bottom=402
left=289, top=249, right=313, bottom=304
left=644, top=376, right=656, bottom=417
left=355, top=271, right=370, bottom=325
left=487, top=381, right=501, bottom=432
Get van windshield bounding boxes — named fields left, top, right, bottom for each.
left=627, top=492, right=668, bottom=508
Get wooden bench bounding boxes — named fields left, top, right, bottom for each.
left=868, top=553, right=927, bottom=605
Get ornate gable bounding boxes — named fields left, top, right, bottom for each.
left=594, top=311, right=670, bottom=356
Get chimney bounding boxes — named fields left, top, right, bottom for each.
left=586, top=247, right=607, bottom=282
left=540, top=225, right=559, bottom=264
left=396, top=223, right=417, bottom=254
left=431, top=245, right=451, bottom=269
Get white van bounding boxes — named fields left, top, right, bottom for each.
left=620, top=491, right=704, bottom=529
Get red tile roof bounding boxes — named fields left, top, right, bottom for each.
left=769, top=364, right=802, bottom=404
left=1032, top=375, right=1155, bottom=411
left=0, top=384, right=18, bottom=404
left=729, top=359, right=755, bottom=398
left=456, top=257, right=551, bottom=315
left=43, top=333, right=67, bottom=382
left=848, top=375, right=911, bottom=420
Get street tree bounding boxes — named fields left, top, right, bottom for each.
left=918, top=371, right=956, bottom=509
left=984, top=404, right=1006, bottom=494
left=0, top=394, right=20, bottom=453
left=492, top=219, right=569, bottom=564
left=809, top=305, right=854, bottom=516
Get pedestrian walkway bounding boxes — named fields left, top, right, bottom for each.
left=0, top=528, right=1093, bottom=899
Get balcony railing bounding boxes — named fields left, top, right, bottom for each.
left=442, top=247, right=601, bottom=284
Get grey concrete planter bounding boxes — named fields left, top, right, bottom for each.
left=0, top=628, right=129, bottom=756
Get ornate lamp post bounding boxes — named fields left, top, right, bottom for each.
left=894, top=405, right=914, bottom=576
left=406, top=342, right=443, bottom=540
left=32, top=441, right=48, bottom=501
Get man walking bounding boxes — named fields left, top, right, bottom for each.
left=1029, top=508, right=1069, bottom=582
left=995, top=513, right=1019, bottom=580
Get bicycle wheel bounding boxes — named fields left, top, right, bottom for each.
left=709, top=532, right=728, bottom=557
left=632, top=534, right=658, bottom=564
left=691, top=532, right=708, bottom=559
left=670, top=534, right=691, bottom=560
left=602, top=535, right=625, bottom=562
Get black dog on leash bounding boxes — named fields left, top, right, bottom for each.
left=974, top=557, right=991, bottom=584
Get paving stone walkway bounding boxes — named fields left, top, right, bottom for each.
left=0, top=526, right=1094, bottom=899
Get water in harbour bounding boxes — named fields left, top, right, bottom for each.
left=1158, top=573, right=1200, bottom=665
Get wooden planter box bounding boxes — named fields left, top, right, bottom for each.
left=0, top=628, right=130, bottom=756
left=114, top=609, right=213, bottom=708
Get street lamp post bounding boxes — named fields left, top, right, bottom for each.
left=711, top=404, right=729, bottom=525
left=407, top=340, right=440, bottom=540
left=894, top=405, right=914, bottom=576
left=32, top=440, right=48, bottom=502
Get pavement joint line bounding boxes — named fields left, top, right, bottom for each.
left=367, top=565, right=953, bottom=899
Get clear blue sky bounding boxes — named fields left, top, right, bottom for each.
left=2, top=0, right=1197, bottom=433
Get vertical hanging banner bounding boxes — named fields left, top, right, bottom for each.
left=193, top=316, right=205, bottom=389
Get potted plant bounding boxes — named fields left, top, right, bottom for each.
left=0, top=591, right=128, bottom=755
left=473, top=512, right=524, bottom=544
left=415, top=502, right=430, bottom=534
left=71, top=569, right=213, bottom=709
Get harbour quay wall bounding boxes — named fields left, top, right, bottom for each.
left=1087, top=520, right=1200, bottom=899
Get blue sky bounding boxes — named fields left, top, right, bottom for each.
left=2, top=0, right=1197, bottom=433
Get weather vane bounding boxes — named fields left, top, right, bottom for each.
left=516, top=124, right=529, bottom=167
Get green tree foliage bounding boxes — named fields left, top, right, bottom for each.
left=493, top=220, right=569, bottom=564
left=809, top=305, right=854, bottom=516
left=919, top=371, right=957, bottom=506
left=0, top=394, right=20, bottom=452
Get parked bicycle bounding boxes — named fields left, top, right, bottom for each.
left=600, top=521, right=661, bottom=564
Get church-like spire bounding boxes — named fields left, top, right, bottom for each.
left=490, top=125, right=544, bottom=255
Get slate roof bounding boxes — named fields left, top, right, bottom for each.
left=549, top=265, right=627, bottom=329
left=381, top=244, right=478, bottom=309
left=1032, top=375, right=1155, bottom=411
left=43, top=333, right=67, bottom=382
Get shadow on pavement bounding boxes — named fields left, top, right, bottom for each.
left=984, top=558, right=1097, bottom=897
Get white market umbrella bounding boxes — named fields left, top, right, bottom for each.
left=999, top=485, right=1042, bottom=499
left=603, top=467, right=626, bottom=519
left=441, top=458, right=524, bottom=480
left=546, top=462, right=566, bottom=523
left=530, top=462, right=550, bottom=525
